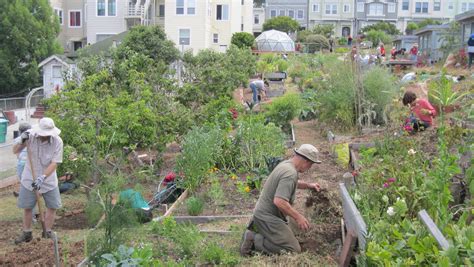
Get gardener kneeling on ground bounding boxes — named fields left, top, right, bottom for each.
left=240, top=144, right=321, bottom=256
left=402, top=91, right=436, bottom=133
left=13, top=118, right=63, bottom=244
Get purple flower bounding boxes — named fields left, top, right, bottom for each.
left=387, top=178, right=396, bottom=183
left=383, top=182, right=390, bottom=188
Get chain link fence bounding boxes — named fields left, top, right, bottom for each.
left=0, top=94, right=44, bottom=111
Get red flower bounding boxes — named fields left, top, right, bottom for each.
left=387, top=178, right=396, bottom=183
left=383, top=182, right=390, bottom=188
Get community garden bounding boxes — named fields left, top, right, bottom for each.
left=0, top=25, right=472, bottom=266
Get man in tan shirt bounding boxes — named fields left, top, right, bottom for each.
left=240, top=144, right=322, bottom=255
left=13, top=118, right=63, bottom=244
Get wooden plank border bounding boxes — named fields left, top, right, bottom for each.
left=418, top=210, right=450, bottom=250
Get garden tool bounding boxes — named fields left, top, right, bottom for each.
left=26, top=143, right=47, bottom=237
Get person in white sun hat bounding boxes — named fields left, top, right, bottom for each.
left=12, top=117, right=63, bottom=244
left=240, top=144, right=322, bottom=256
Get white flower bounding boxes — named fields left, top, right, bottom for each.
left=408, top=149, right=416, bottom=155
left=387, top=206, right=396, bottom=216
left=382, top=195, right=389, bottom=203
left=396, top=197, right=400, bottom=201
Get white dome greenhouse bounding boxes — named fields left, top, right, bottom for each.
left=255, top=30, right=295, bottom=52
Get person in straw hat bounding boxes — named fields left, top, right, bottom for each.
left=12, top=117, right=63, bottom=244
left=240, top=144, right=322, bottom=256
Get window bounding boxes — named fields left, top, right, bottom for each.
left=216, top=4, right=229, bottom=20
left=270, top=10, right=276, bottom=18
left=368, top=3, right=383, bottom=15
left=288, top=10, right=295, bottom=18
left=325, top=4, right=337, bottom=15
left=415, top=2, right=428, bottom=13
left=402, top=0, right=409, bottom=11
left=108, top=0, right=116, bottom=16
left=470, top=3, right=474, bottom=10
left=176, top=0, right=184, bottom=14
left=241, top=0, right=244, bottom=4
left=388, top=3, right=396, bottom=13
left=159, top=4, right=165, bottom=17
left=433, top=1, right=440, bottom=11
left=213, top=33, right=218, bottom=43
left=254, top=14, right=259, bottom=24
left=97, top=0, right=106, bottom=16
left=448, top=2, right=453, bottom=10
left=357, top=2, right=364, bottom=12
left=179, top=29, right=190, bottom=45
left=187, top=0, right=195, bottom=15
left=52, top=66, right=62, bottom=78
left=343, top=4, right=350, bottom=13
left=69, top=11, right=81, bottom=27
left=312, top=4, right=319, bottom=12
left=297, top=10, right=304, bottom=19
left=279, top=10, right=285, bottom=16
left=462, top=3, right=467, bottom=12
left=54, top=8, right=63, bottom=25
left=97, top=0, right=115, bottom=16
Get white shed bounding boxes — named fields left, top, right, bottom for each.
left=255, top=30, right=295, bottom=52
left=38, top=55, right=76, bottom=98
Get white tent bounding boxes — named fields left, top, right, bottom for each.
left=255, top=30, right=295, bottom=52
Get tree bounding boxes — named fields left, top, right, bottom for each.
left=0, top=0, right=61, bottom=96
left=361, top=22, right=400, bottom=35
left=115, top=25, right=179, bottom=64
left=262, top=16, right=300, bottom=33
left=304, top=35, right=329, bottom=53
left=365, top=30, right=392, bottom=46
left=310, top=24, right=335, bottom=39
left=405, top=22, right=419, bottom=35
left=231, top=32, right=255, bottom=49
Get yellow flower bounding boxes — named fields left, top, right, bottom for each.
left=230, top=174, right=237, bottom=180
left=244, top=186, right=251, bottom=193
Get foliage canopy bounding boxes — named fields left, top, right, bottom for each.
left=231, top=32, right=255, bottom=49
left=262, top=16, right=300, bottom=33
left=0, top=0, right=61, bottom=95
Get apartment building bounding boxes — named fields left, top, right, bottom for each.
left=354, top=0, right=398, bottom=34
left=308, top=0, right=354, bottom=37
left=49, top=0, right=253, bottom=54
left=266, top=0, right=309, bottom=29
left=397, top=0, right=451, bottom=33
left=50, top=0, right=87, bottom=54
left=253, top=6, right=265, bottom=36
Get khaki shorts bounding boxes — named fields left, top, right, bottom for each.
left=17, top=185, right=62, bottom=209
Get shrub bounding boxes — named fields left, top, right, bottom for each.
left=362, top=66, right=397, bottom=124
left=236, top=114, right=286, bottom=171
left=334, top=47, right=350, bottom=54
left=337, top=37, right=348, bottom=45
left=231, top=32, right=255, bottom=49
left=365, top=30, right=392, bottom=46
left=264, top=92, right=301, bottom=130
left=262, top=16, right=299, bottom=33
left=176, top=126, right=223, bottom=191
left=186, top=196, right=204, bottom=216
left=304, top=34, right=329, bottom=53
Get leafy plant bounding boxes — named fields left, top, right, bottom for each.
left=153, top=218, right=203, bottom=259
left=231, top=32, right=255, bottom=49
left=303, top=34, right=330, bottom=53
left=262, top=16, right=300, bottom=33
left=176, top=126, right=223, bottom=191
left=100, top=245, right=154, bottom=266
left=264, top=93, right=301, bottom=130
left=186, top=196, right=204, bottom=216
left=201, top=242, right=238, bottom=265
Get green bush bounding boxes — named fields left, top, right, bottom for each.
left=304, top=34, right=329, bottom=53
left=186, top=196, right=204, bottom=216
left=362, top=66, right=397, bottom=124
left=176, top=126, right=223, bottom=191
left=231, top=32, right=255, bottom=49
left=236, top=114, right=285, bottom=171
left=365, top=30, right=392, bottom=46
left=337, top=37, right=347, bottom=45
left=264, top=92, right=302, bottom=130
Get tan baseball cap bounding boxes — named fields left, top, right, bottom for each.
left=294, top=144, right=322, bottom=164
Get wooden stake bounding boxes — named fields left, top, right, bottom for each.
left=339, top=230, right=357, bottom=267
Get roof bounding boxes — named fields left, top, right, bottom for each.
left=414, top=24, right=450, bottom=36
left=38, top=54, right=75, bottom=68
left=392, top=35, right=418, bottom=42
left=79, top=31, right=129, bottom=56
left=455, top=10, right=474, bottom=22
